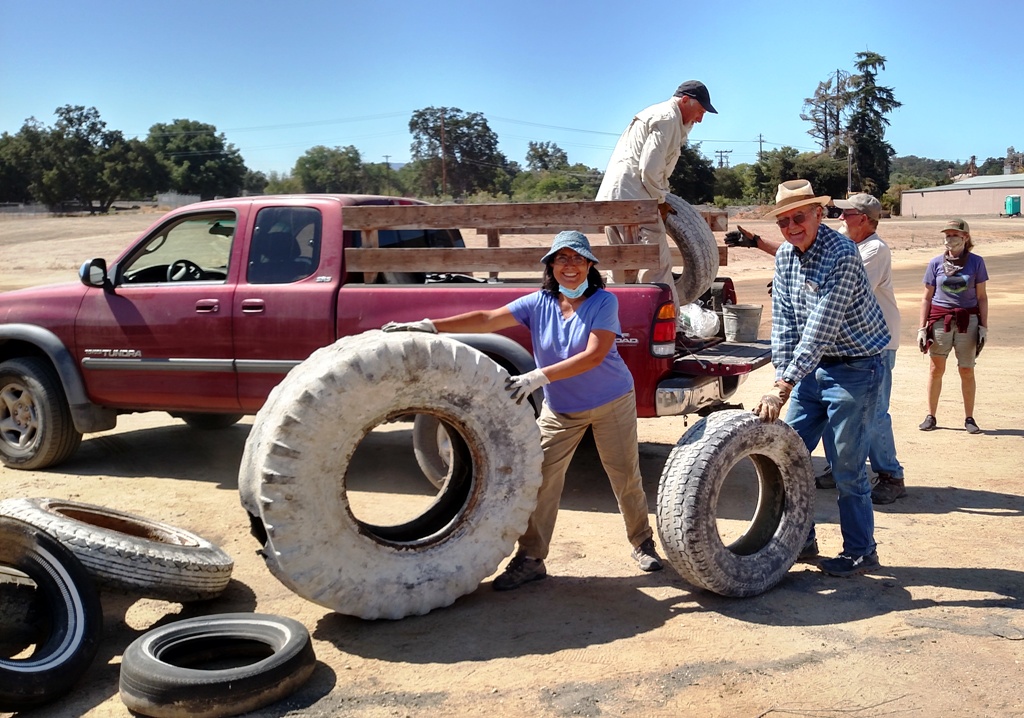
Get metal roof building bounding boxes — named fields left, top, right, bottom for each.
left=901, top=174, right=1024, bottom=217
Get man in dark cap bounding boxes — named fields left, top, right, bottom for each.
left=596, top=81, right=717, bottom=309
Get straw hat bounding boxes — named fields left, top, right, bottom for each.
left=765, top=179, right=831, bottom=218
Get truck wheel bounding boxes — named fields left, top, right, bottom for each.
left=119, top=613, right=316, bottom=718
left=0, top=498, right=234, bottom=602
left=0, top=357, right=82, bottom=470
left=664, top=193, right=719, bottom=306
left=239, top=331, right=543, bottom=620
left=656, top=409, right=814, bottom=597
left=173, top=412, right=245, bottom=430
left=0, top=516, right=102, bottom=712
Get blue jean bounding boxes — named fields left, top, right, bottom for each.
left=822, top=349, right=904, bottom=479
left=786, top=355, right=881, bottom=556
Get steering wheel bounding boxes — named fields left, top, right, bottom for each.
left=167, top=259, right=204, bottom=282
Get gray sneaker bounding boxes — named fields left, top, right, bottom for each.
left=493, top=553, right=546, bottom=591
left=631, top=538, right=663, bottom=572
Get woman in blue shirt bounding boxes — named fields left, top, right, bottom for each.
left=383, top=230, right=662, bottom=591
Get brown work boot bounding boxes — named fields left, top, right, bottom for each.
left=871, top=473, right=907, bottom=505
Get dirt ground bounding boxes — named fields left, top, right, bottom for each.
left=2, top=210, right=1023, bottom=717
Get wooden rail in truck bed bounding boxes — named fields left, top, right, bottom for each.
left=342, top=199, right=728, bottom=279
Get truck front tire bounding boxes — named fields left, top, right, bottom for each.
left=656, top=410, right=814, bottom=597
left=239, top=331, right=543, bottom=620
left=0, top=357, right=82, bottom=470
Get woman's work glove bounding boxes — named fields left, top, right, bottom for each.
left=917, top=327, right=930, bottom=353
left=976, top=325, right=987, bottom=356
left=505, top=368, right=550, bottom=405
left=724, top=225, right=759, bottom=248
left=381, top=319, right=436, bottom=333
left=754, top=381, right=792, bottom=423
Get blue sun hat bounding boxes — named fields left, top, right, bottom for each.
left=540, top=230, right=600, bottom=264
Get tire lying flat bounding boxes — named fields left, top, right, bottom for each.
left=664, top=193, right=720, bottom=306
left=0, top=516, right=102, bottom=712
left=656, top=410, right=814, bottom=597
left=119, top=613, right=316, bottom=718
left=0, top=497, right=234, bottom=602
left=239, top=331, right=544, bottom=620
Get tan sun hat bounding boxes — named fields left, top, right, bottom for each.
left=765, top=179, right=831, bottom=218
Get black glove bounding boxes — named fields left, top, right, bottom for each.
left=724, top=225, right=760, bottom=248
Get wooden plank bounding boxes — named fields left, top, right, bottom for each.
left=342, top=199, right=659, bottom=230
left=472, top=208, right=728, bottom=234
left=668, top=245, right=729, bottom=267
left=345, top=245, right=662, bottom=273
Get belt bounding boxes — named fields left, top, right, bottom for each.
left=820, top=355, right=875, bottom=365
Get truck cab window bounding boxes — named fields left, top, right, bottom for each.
left=120, top=213, right=235, bottom=284
left=248, top=207, right=322, bottom=284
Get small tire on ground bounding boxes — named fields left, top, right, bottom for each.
left=238, top=331, right=544, bottom=620
left=173, top=412, right=245, bottom=430
left=664, top=193, right=720, bottom=306
left=0, top=357, right=82, bottom=470
left=0, top=516, right=102, bottom=712
left=119, top=613, right=316, bottom=718
left=0, top=498, right=234, bottom=602
left=656, top=409, right=814, bottom=597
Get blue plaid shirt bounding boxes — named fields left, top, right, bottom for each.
left=771, top=223, right=890, bottom=385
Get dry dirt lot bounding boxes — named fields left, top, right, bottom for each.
left=1, top=210, right=1023, bottom=717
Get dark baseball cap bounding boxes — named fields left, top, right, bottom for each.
left=674, top=80, right=717, bottom=114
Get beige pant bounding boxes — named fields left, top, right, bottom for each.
left=604, top=221, right=678, bottom=309
left=518, top=390, right=653, bottom=560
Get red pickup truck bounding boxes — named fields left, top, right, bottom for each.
left=0, top=194, right=770, bottom=470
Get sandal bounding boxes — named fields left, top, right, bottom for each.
left=919, top=414, right=937, bottom=431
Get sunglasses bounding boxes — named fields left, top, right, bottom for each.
left=775, top=210, right=817, bottom=229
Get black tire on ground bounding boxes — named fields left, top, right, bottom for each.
left=173, top=412, right=245, bottom=430
left=0, top=498, right=234, bottom=602
left=0, top=357, right=82, bottom=470
left=656, top=409, right=814, bottom=597
left=0, top=516, right=102, bottom=712
left=119, top=613, right=316, bottom=718
left=664, top=193, right=720, bottom=306
left=238, top=331, right=544, bottom=620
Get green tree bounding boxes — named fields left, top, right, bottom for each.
left=146, top=119, right=246, bottom=200
left=98, top=136, right=168, bottom=207
left=668, top=143, right=716, bottom=203
left=713, top=166, right=745, bottom=201
left=408, top=107, right=507, bottom=197
left=978, top=156, right=1005, bottom=175
left=751, top=146, right=800, bottom=201
left=846, top=51, right=902, bottom=197
left=264, top=171, right=303, bottom=194
left=801, top=69, right=854, bottom=155
left=294, top=145, right=365, bottom=192
left=243, top=169, right=268, bottom=194
left=0, top=131, right=34, bottom=203
left=525, top=141, right=569, bottom=171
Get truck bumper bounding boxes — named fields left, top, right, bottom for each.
left=655, top=374, right=748, bottom=417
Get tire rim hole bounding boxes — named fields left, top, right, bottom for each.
left=715, top=454, right=786, bottom=556
left=159, top=636, right=276, bottom=670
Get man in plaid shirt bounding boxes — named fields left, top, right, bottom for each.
left=753, top=180, right=890, bottom=578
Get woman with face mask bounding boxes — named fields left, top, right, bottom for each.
left=918, top=218, right=989, bottom=434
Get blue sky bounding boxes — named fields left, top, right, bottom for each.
left=2, top=0, right=1020, bottom=177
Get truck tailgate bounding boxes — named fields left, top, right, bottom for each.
left=673, top=339, right=772, bottom=377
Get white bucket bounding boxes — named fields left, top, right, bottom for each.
left=722, top=304, right=762, bottom=342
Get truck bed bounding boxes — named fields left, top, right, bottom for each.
left=673, top=338, right=772, bottom=377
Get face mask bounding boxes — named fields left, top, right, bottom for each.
left=944, top=237, right=966, bottom=255
left=560, top=278, right=588, bottom=299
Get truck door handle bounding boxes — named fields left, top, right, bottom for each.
left=195, top=299, right=220, bottom=313
left=241, top=299, right=265, bottom=314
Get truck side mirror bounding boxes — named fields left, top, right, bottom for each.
left=79, top=258, right=110, bottom=289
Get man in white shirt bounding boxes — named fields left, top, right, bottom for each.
left=596, top=81, right=717, bottom=309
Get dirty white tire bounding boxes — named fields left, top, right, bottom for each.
left=412, top=414, right=457, bottom=489
left=0, top=498, right=234, bottom=602
left=239, top=331, right=543, bottom=620
left=664, top=193, right=719, bottom=306
left=656, top=410, right=814, bottom=597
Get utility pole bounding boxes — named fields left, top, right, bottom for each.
left=756, top=134, right=765, bottom=160
left=383, top=155, right=391, bottom=195
left=715, top=150, right=732, bottom=168
left=439, top=109, right=447, bottom=196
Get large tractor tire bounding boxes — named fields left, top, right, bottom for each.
left=664, top=193, right=720, bottom=306
left=239, top=331, right=543, bottom=620
left=656, top=410, right=814, bottom=597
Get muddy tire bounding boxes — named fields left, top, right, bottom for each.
left=174, top=412, right=244, bottom=430
left=0, top=498, right=234, bottom=602
left=664, top=193, right=719, bottom=306
left=0, top=357, right=82, bottom=470
left=656, top=410, right=814, bottom=597
left=0, top=516, right=102, bottom=711
left=239, top=331, right=543, bottom=620
left=119, top=613, right=316, bottom=718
